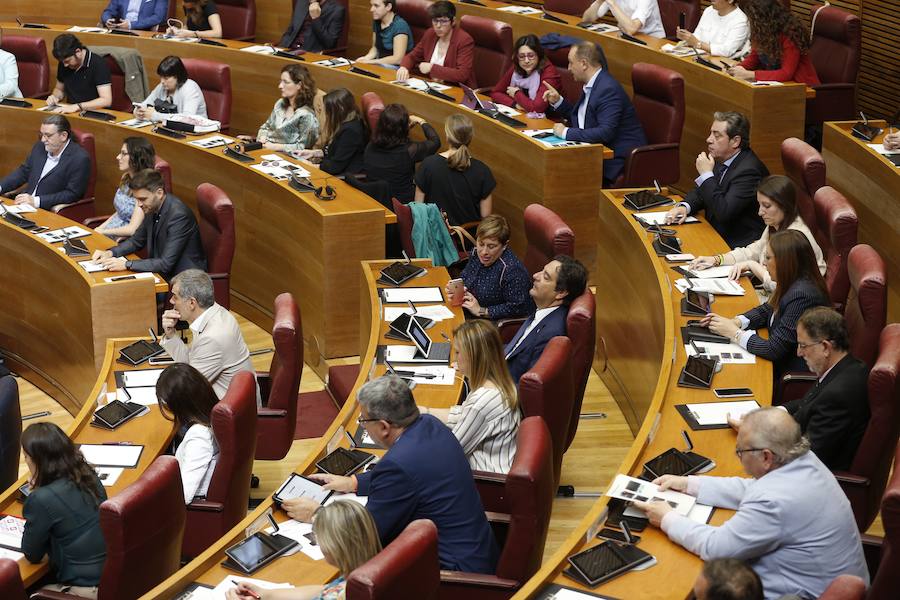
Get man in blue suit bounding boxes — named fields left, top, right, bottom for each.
left=101, top=0, right=168, bottom=31
left=542, top=40, right=647, bottom=184
left=283, top=376, right=499, bottom=574
left=0, top=115, right=90, bottom=210
left=506, top=255, right=588, bottom=383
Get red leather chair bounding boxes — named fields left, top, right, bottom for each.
left=54, top=128, right=98, bottom=223
left=864, top=443, right=900, bottom=600
left=100, top=53, right=138, bottom=112
left=328, top=363, right=362, bottom=408
left=196, top=183, right=235, bottom=310
left=0, top=35, right=50, bottom=98
left=83, top=155, right=173, bottom=229
left=812, top=186, right=857, bottom=312
left=347, top=520, right=440, bottom=600
left=818, top=575, right=866, bottom=600
left=780, top=137, right=825, bottom=238
left=658, top=0, right=701, bottom=39
left=614, top=62, right=684, bottom=188
left=844, top=244, right=887, bottom=368
left=544, top=0, right=593, bottom=17
left=217, top=0, right=257, bottom=41
left=806, top=4, right=861, bottom=126
left=563, top=289, right=596, bottom=451
left=395, top=0, right=432, bottom=44
left=392, top=198, right=416, bottom=258
left=443, top=417, right=555, bottom=599
left=0, top=558, right=25, bottom=599
left=33, top=456, right=186, bottom=600
left=459, top=15, right=513, bottom=90
left=183, top=371, right=257, bottom=559
left=182, top=58, right=233, bottom=131
left=835, top=324, right=900, bottom=532
left=361, top=91, right=385, bottom=133
left=555, top=68, right=583, bottom=106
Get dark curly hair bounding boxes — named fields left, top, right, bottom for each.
left=743, top=0, right=811, bottom=61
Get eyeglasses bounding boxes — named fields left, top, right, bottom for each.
left=734, top=447, right=766, bottom=458
left=517, top=52, right=537, bottom=60
left=39, top=131, right=61, bottom=140
left=357, top=416, right=381, bottom=425
left=797, top=339, right=827, bottom=350
left=431, top=17, right=452, bottom=25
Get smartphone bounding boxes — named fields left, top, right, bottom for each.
left=714, top=387, right=753, bottom=398
left=665, top=253, right=695, bottom=262
left=148, top=355, right=175, bottom=366
left=597, top=527, right=640, bottom=544
left=446, top=278, right=464, bottom=307
left=533, top=132, right=554, bottom=139
left=678, top=12, right=685, bottom=30
left=109, top=275, right=137, bottom=281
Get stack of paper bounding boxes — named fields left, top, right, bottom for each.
left=867, top=143, right=900, bottom=156
left=263, top=520, right=322, bottom=560
left=381, top=287, right=443, bottom=303
left=634, top=211, right=699, bottom=225
left=390, top=79, right=451, bottom=92
left=4, top=204, right=36, bottom=214
left=241, top=45, right=278, bottom=55
left=682, top=400, right=761, bottom=426
left=188, top=135, right=235, bottom=149
left=581, top=23, right=619, bottom=33
left=387, top=365, right=457, bottom=385
left=606, top=474, right=696, bottom=516
left=37, top=226, right=91, bottom=244
left=685, top=341, right=756, bottom=364
left=522, top=129, right=588, bottom=147
left=78, top=261, right=107, bottom=273
left=675, top=278, right=745, bottom=296
left=497, top=5, right=541, bottom=14
left=0, top=515, right=25, bottom=550
left=383, top=305, right=454, bottom=322
left=118, top=118, right=153, bottom=128
left=79, top=444, right=143, bottom=468
left=313, top=57, right=352, bottom=67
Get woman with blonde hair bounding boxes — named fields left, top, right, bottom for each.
left=420, top=319, right=520, bottom=473
left=226, top=501, right=382, bottom=600
left=415, top=113, right=495, bottom=226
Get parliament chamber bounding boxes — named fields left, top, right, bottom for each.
left=0, top=0, right=898, bottom=598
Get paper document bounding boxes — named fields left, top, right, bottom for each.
left=37, top=226, right=91, bottom=244
left=313, top=57, right=352, bottom=67
left=868, top=143, right=900, bottom=155
left=0, top=515, right=25, bottom=550
left=189, top=135, right=235, bottom=149
left=263, top=520, right=322, bottom=560
left=661, top=42, right=706, bottom=56
left=751, top=81, right=783, bottom=86
left=581, top=23, right=619, bottom=33
left=679, top=265, right=733, bottom=279
left=634, top=211, right=698, bottom=225
left=210, top=576, right=293, bottom=600
left=78, top=260, right=107, bottom=273
left=120, top=368, right=164, bottom=388
left=390, top=78, right=451, bottom=92
left=4, top=204, right=37, bottom=214
left=383, top=304, right=454, bottom=322
left=522, top=129, right=588, bottom=147
left=325, top=493, right=369, bottom=507
left=118, top=118, right=153, bottom=128
left=387, top=365, right=457, bottom=385
left=606, top=474, right=696, bottom=516
left=384, top=345, right=418, bottom=362
left=68, top=26, right=107, bottom=32
left=683, top=400, right=761, bottom=426
left=0, top=548, right=22, bottom=561
left=95, top=466, right=124, bottom=487
left=79, top=444, right=143, bottom=468
left=493, top=104, right=521, bottom=117
left=685, top=341, right=756, bottom=364
left=675, top=278, right=745, bottom=296
left=686, top=502, right=715, bottom=524
left=497, top=5, right=541, bottom=14
left=241, top=45, right=277, bottom=54
left=117, top=386, right=159, bottom=406
left=381, top=287, right=443, bottom=303
left=104, top=272, right=159, bottom=283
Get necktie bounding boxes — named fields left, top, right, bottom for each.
left=714, top=162, right=727, bottom=183
left=506, top=315, right=535, bottom=358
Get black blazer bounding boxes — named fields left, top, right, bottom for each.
left=278, top=0, right=346, bottom=52
left=320, top=117, right=365, bottom=175
left=683, top=148, right=769, bottom=248
left=0, top=140, right=91, bottom=209
left=504, top=305, right=568, bottom=383
left=784, top=354, right=869, bottom=471
left=111, top=193, right=207, bottom=281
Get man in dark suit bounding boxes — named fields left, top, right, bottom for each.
left=278, top=0, right=346, bottom=53
left=93, top=168, right=207, bottom=281
left=0, top=115, right=90, bottom=210
left=101, top=0, right=168, bottom=31
left=542, top=40, right=647, bottom=184
left=506, top=255, right=588, bottom=383
left=665, top=111, right=769, bottom=248
left=283, top=376, right=499, bottom=574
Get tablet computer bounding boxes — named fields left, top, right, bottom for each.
left=118, top=339, right=165, bottom=365
left=643, top=448, right=704, bottom=479
left=685, top=290, right=711, bottom=313
left=679, top=355, right=717, bottom=388
left=315, top=447, right=374, bottom=476
left=566, top=541, right=653, bottom=587
left=223, top=531, right=298, bottom=574
left=93, top=400, right=149, bottom=430
left=273, top=472, right=333, bottom=505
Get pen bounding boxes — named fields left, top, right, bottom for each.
left=22, top=411, right=51, bottom=421
left=102, top=442, right=133, bottom=446
left=231, top=580, right=261, bottom=599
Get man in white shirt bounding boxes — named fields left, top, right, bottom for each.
left=582, top=0, right=666, bottom=38
left=160, top=269, right=261, bottom=404
left=0, top=32, right=23, bottom=98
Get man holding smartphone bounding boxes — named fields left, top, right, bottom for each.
left=101, top=0, right=168, bottom=31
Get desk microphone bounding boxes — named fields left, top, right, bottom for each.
left=692, top=46, right=722, bottom=71
left=423, top=80, right=454, bottom=102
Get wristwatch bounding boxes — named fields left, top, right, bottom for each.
left=125, top=260, right=133, bottom=270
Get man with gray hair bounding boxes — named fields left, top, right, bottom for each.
left=160, top=269, right=259, bottom=403
left=282, top=375, right=498, bottom=574
left=635, top=407, right=868, bottom=600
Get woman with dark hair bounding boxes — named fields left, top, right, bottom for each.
left=134, top=55, right=207, bottom=122
left=688, top=175, right=825, bottom=294
left=363, top=103, right=440, bottom=202
left=356, top=0, right=413, bottom=66
left=156, top=363, right=220, bottom=504
left=94, top=137, right=157, bottom=238
left=396, top=0, right=475, bottom=87
left=490, top=34, right=561, bottom=115
left=21, top=422, right=106, bottom=598
left=728, top=0, right=819, bottom=85
left=255, top=64, right=319, bottom=153
left=703, top=229, right=830, bottom=381
left=295, top=88, right=365, bottom=175
left=167, top=0, right=222, bottom=39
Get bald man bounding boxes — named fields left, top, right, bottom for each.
left=635, top=408, right=867, bottom=600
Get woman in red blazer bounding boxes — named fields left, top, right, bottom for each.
left=490, top=34, right=562, bottom=115
left=729, top=0, right=820, bottom=86
left=396, top=0, right=476, bottom=88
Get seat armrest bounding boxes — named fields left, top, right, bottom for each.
left=833, top=472, right=869, bottom=488
left=439, top=571, right=520, bottom=589
left=209, top=272, right=229, bottom=280
left=187, top=499, right=225, bottom=512
left=484, top=510, right=511, bottom=525
left=29, top=592, right=84, bottom=600
left=778, top=371, right=817, bottom=406
left=256, top=371, right=272, bottom=403
left=257, top=407, right=287, bottom=418
left=83, top=214, right=112, bottom=228
left=860, top=533, right=883, bottom=581
left=782, top=372, right=817, bottom=383
left=472, top=470, right=508, bottom=485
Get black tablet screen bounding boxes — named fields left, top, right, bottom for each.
left=569, top=543, right=626, bottom=584
left=95, top=401, right=133, bottom=426
left=645, top=449, right=694, bottom=477
left=317, top=448, right=365, bottom=475
left=228, top=534, right=279, bottom=571
left=686, top=291, right=710, bottom=311
left=685, top=356, right=714, bottom=383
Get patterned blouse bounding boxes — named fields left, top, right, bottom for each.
left=459, top=246, right=535, bottom=319
left=315, top=576, right=346, bottom=600
left=257, top=100, right=319, bottom=153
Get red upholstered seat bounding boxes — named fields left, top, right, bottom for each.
left=361, top=92, right=385, bottom=134
left=182, top=58, right=233, bottom=131
left=395, top=0, right=432, bottom=44
left=812, top=186, right=857, bottom=312
left=392, top=198, right=415, bottom=258
left=865, top=442, right=900, bottom=600
left=54, top=129, right=97, bottom=223
left=658, top=0, right=701, bottom=39
left=183, top=371, right=257, bottom=558
left=217, top=0, right=257, bottom=41
left=328, top=364, right=362, bottom=408
left=196, top=183, right=235, bottom=309
left=459, top=15, right=513, bottom=90
left=544, top=0, right=593, bottom=17
left=100, top=53, right=137, bottom=112
left=521, top=204, right=575, bottom=275
left=0, top=35, right=50, bottom=98
left=555, top=67, right=582, bottom=106
left=781, top=137, right=825, bottom=239
left=564, top=290, right=595, bottom=451
left=818, top=575, right=866, bottom=600
left=614, top=62, right=684, bottom=188
left=844, top=244, right=887, bottom=368
left=0, top=558, right=25, bottom=599
left=0, top=376, right=20, bottom=493
left=347, top=520, right=440, bottom=600
left=806, top=4, right=861, bottom=125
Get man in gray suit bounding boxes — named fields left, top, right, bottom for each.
left=160, top=269, right=260, bottom=404
left=635, top=408, right=868, bottom=600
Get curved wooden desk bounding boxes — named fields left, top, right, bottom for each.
left=0, top=102, right=389, bottom=361
left=822, top=121, right=900, bottom=325
left=143, top=260, right=464, bottom=598
left=0, top=202, right=161, bottom=413
left=0, top=337, right=177, bottom=586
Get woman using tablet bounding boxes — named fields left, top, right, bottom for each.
left=396, top=0, right=476, bottom=87
left=168, top=0, right=223, bottom=39
left=255, top=64, right=320, bottom=153
left=702, top=229, right=830, bottom=381
left=21, top=422, right=106, bottom=598
left=93, top=137, right=157, bottom=239
left=156, top=363, right=219, bottom=504
left=134, top=56, right=207, bottom=123
left=356, top=0, right=412, bottom=66
left=490, top=34, right=561, bottom=115
left=295, top=88, right=365, bottom=176
left=226, top=501, right=382, bottom=600
left=419, top=319, right=520, bottom=473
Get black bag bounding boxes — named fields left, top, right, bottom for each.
left=154, top=98, right=178, bottom=114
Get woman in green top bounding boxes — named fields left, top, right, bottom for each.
left=22, top=423, right=107, bottom=599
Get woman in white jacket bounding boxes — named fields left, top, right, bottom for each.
left=677, top=0, right=749, bottom=59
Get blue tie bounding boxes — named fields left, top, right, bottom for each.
left=505, top=315, right=535, bottom=357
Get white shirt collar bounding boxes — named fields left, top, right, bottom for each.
left=531, top=305, right=560, bottom=327
left=47, top=139, right=70, bottom=161
left=189, top=303, right=219, bottom=334
left=582, top=69, right=602, bottom=94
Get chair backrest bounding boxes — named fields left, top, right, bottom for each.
left=181, top=58, right=233, bottom=130
left=361, top=91, right=385, bottom=134
left=564, top=289, right=596, bottom=451
left=216, top=0, right=257, bottom=41
left=844, top=244, right=887, bottom=368
left=869, top=443, right=900, bottom=600
left=810, top=4, right=861, bottom=86
left=555, top=67, right=583, bottom=106
left=98, top=456, right=185, bottom=600
left=71, top=128, right=97, bottom=200
left=818, top=575, right=866, bottom=600
left=522, top=204, right=575, bottom=275
left=155, top=155, right=174, bottom=194
left=812, top=186, right=857, bottom=310
left=781, top=137, right=825, bottom=235
left=0, top=376, right=20, bottom=497
left=848, top=324, right=900, bottom=532
left=459, top=15, right=513, bottom=89
left=102, top=54, right=135, bottom=112
left=657, top=0, right=701, bottom=38
left=395, top=0, right=432, bottom=44
left=0, top=35, right=49, bottom=98
left=518, top=337, right=574, bottom=484
left=544, top=0, right=593, bottom=17
left=391, top=198, right=416, bottom=258
left=195, top=183, right=235, bottom=308
left=346, top=520, right=440, bottom=600
left=495, top=416, right=555, bottom=583
left=631, top=62, right=684, bottom=145
left=0, top=558, right=25, bottom=600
